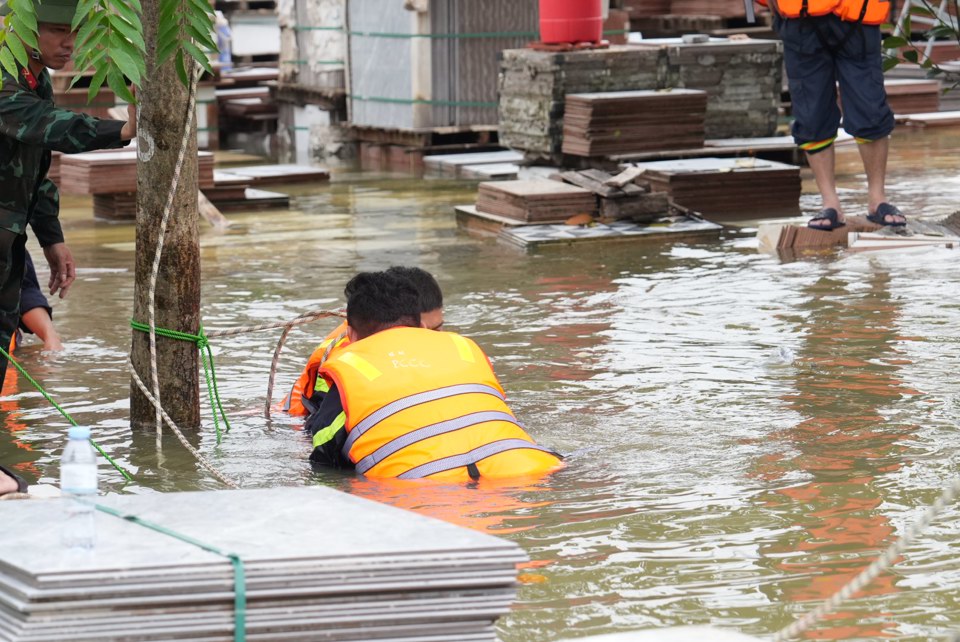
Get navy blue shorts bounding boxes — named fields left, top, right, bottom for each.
left=776, top=14, right=894, bottom=146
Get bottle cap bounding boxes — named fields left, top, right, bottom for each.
left=68, top=426, right=91, bottom=440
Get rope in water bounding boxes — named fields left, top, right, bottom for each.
left=127, top=360, right=239, bottom=488
left=204, top=309, right=345, bottom=339
left=773, top=472, right=960, bottom=640
left=0, top=345, right=134, bottom=481
left=261, top=309, right=345, bottom=421
left=94, top=502, right=246, bottom=641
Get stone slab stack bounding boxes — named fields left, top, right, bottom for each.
left=635, top=38, right=783, bottom=141
left=499, top=40, right=782, bottom=161
left=0, top=487, right=525, bottom=642
left=499, top=46, right=664, bottom=160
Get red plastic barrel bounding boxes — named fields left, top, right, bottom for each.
left=538, top=0, right=603, bottom=44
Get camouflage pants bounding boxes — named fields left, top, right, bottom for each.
left=0, top=229, right=26, bottom=389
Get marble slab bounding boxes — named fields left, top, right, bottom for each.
left=499, top=217, right=723, bottom=250
left=0, top=487, right=523, bottom=642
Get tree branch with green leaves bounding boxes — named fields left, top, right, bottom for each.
left=883, top=0, right=960, bottom=91
left=0, top=0, right=217, bottom=101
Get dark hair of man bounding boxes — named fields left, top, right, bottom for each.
left=345, top=271, right=422, bottom=340
left=384, top=266, right=443, bottom=312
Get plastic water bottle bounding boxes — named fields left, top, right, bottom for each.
left=215, top=11, right=233, bottom=72
left=60, top=426, right=98, bottom=551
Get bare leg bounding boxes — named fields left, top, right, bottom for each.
left=20, top=308, right=63, bottom=351
left=805, top=146, right=844, bottom=227
left=0, top=470, right=19, bottom=495
left=858, top=136, right=902, bottom=223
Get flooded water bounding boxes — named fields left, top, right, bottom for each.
left=4, top=125, right=960, bottom=640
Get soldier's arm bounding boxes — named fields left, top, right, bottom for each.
left=29, top=178, right=65, bottom=248
left=0, top=77, right=129, bottom=154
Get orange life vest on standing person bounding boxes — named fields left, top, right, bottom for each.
left=757, top=0, right=889, bottom=24
left=833, top=0, right=890, bottom=25
left=756, top=0, right=840, bottom=17
left=319, top=326, right=563, bottom=481
left=282, top=320, right=350, bottom=416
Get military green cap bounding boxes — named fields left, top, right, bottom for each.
left=0, top=0, right=80, bottom=26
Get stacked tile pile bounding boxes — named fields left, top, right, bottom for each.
left=499, top=40, right=782, bottom=160
left=882, top=79, right=941, bottom=114
left=562, top=89, right=708, bottom=156
left=59, top=150, right=215, bottom=196
left=499, top=46, right=663, bottom=159
left=558, top=169, right=671, bottom=222
left=476, top=180, right=598, bottom=223
left=0, top=487, right=525, bottom=642
left=631, top=157, right=801, bottom=218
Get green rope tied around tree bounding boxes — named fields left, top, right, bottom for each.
left=130, top=320, right=232, bottom=445
left=94, top=502, right=246, bottom=641
left=0, top=345, right=134, bottom=481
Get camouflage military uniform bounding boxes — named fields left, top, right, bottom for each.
left=0, top=63, right=126, bottom=384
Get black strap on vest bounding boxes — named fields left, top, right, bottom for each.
left=466, top=463, right=480, bottom=481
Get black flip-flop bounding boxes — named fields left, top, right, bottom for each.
left=807, top=208, right=845, bottom=231
left=866, top=203, right=907, bottom=227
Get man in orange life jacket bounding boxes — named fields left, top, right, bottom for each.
left=760, top=0, right=905, bottom=231
left=305, top=270, right=563, bottom=481
left=283, top=266, right=445, bottom=416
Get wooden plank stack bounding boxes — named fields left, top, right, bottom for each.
left=561, top=89, right=708, bottom=157
left=59, top=150, right=215, bottom=195
left=559, top=169, right=671, bottom=222
left=47, top=152, right=61, bottom=184
left=92, top=192, right=137, bottom=220
left=52, top=87, right=116, bottom=119
left=476, top=180, right=598, bottom=223
left=631, top=157, right=801, bottom=219
left=883, top=79, right=941, bottom=114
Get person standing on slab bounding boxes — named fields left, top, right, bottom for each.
left=759, top=0, right=906, bottom=231
left=0, top=0, right=136, bottom=387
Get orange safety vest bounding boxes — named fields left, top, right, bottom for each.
left=757, top=0, right=889, bottom=24
left=833, top=0, right=890, bottom=25
left=282, top=321, right=350, bottom=416
left=757, top=0, right=839, bottom=17
left=320, top=326, right=563, bottom=481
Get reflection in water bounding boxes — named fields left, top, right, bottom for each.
left=345, top=476, right=557, bottom=536
left=759, top=267, right=920, bottom=639
left=1, top=366, right=42, bottom=485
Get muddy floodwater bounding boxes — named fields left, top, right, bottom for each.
left=3, top=126, right=960, bottom=640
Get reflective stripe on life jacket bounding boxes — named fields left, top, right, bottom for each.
left=320, top=326, right=563, bottom=481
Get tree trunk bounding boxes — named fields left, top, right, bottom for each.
left=130, top=0, right=202, bottom=431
